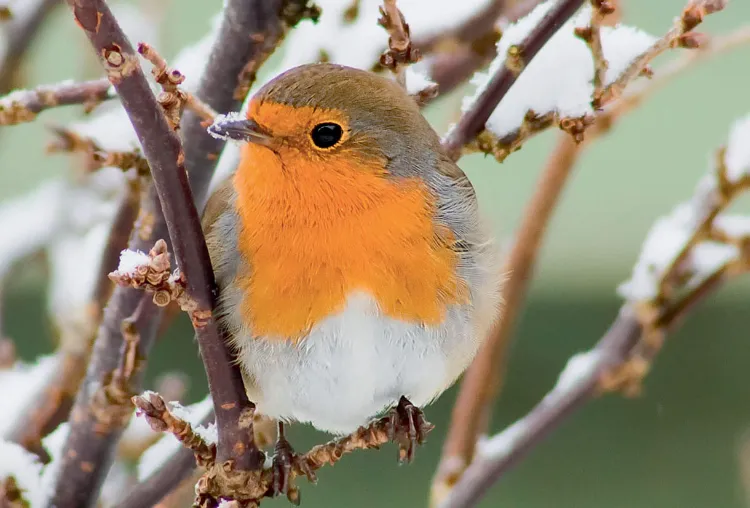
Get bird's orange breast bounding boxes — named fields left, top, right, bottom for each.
left=232, top=142, right=468, bottom=341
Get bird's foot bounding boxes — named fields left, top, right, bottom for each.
left=387, top=396, right=434, bottom=463
left=268, top=425, right=316, bottom=505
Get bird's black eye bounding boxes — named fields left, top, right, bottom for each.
left=311, top=123, right=343, bottom=149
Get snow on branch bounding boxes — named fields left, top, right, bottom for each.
left=447, top=0, right=727, bottom=161
left=438, top=111, right=750, bottom=508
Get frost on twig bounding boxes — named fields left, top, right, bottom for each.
left=619, top=114, right=750, bottom=305
left=614, top=113, right=750, bottom=391
left=0, top=78, right=113, bottom=125
left=456, top=0, right=726, bottom=162
left=132, top=392, right=216, bottom=468
left=109, top=240, right=190, bottom=312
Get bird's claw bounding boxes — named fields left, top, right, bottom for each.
left=387, top=396, right=434, bottom=463
left=268, top=434, right=317, bottom=505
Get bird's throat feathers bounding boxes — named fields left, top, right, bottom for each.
left=232, top=142, right=468, bottom=341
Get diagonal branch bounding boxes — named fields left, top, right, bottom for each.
left=441, top=0, right=585, bottom=160
left=440, top=270, right=733, bottom=508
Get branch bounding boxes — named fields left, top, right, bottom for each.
left=439, top=280, right=730, bottom=508
left=54, top=0, right=270, bottom=503
left=470, top=0, right=729, bottom=163
left=0, top=0, right=59, bottom=93
left=378, top=0, right=419, bottom=86
left=0, top=78, right=113, bottom=125
left=114, top=440, right=201, bottom=508
left=440, top=107, right=750, bottom=507
left=49, top=0, right=302, bottom=504
left=7, top=179, right=140, bottom=459
left=441, top=0, right=585, bottom=160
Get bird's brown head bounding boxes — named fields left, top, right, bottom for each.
left=209, top=63, right=443, bottom=179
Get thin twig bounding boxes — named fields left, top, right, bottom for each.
left=132, top=392, right=215, bottom=466
left=0, top=78, right=113, bottom=125
left=441, top=0, right=585, bottom=160
left=593, top=0, right=726, bottom=108
left=471, top=0, right=733, bottom=163
left=46, top=125, right=151, bottom=177
left=378, top=0, right=419, bottom=86
left=577, top=0, right=614, bottom=101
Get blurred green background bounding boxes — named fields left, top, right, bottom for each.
left=3, top=1, right=750, bottom=507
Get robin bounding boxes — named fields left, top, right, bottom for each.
left=204, top=62, right=501, bottom=490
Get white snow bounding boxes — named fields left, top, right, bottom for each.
left=553, top=350, right=602, bottom=394
left=404, top=64, right=437, bottom=96
left=277, top=0, right=494, bottom=72
left=724, top=113, right=750, bottom=183
left=0, top=355, right=58, bottom=438
left=714, top=215, right=750, bottom=238
left=0, top=440, right=43, bottom=503
left=117, top=249, right=150, bottom=276
left=618, top=112, right=750, bottom=302
left=617, top=204, right=739, bottom=301
left=459, top=3, right=656, bottom=138
left=476, top=420, right=525, bottom=459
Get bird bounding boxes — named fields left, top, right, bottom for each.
left=204, top=62, right=501, bottom=493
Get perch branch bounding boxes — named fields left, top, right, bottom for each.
left=65, top=0, right=263, bottom=481
left=441, top=0, right=585, bottom=160
left=49, top=0, right=301, bottom=504
left=0, top=78, right=113, bottom=125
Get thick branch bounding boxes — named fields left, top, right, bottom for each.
left=67, top=0, right=261, bottom=467
left=48, top=0, right=298, bottom=504
left=441, top=0, right=585, bottom=159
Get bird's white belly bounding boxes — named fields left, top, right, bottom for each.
left=234, top=292, right=479, bottom=435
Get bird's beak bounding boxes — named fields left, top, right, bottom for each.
left=207, top=115, right=272, bottom=146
